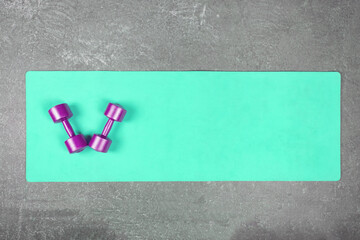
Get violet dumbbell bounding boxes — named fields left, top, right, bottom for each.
left=89, top=103, right=127, bottom=153
left=48, top=103, right=88, bottom=154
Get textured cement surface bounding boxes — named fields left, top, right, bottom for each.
left=0, top=0, right=360, bottom=239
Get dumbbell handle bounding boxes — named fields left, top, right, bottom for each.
left=101, top=119, right=114, bottom=137
left=62, top=119, right=75, bottom=138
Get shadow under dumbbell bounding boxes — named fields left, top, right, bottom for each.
left=43, top=99, right=65, bottom=111
left=68, top=103, right=95, bottom=153
left=84, top=134, right=93, bottom=143
left=68, top=103, right=83, bottom=135
left=44, top=100, right=68, bottom=150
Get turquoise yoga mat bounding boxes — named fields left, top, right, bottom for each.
left=26, top=71, right=341, bottom=182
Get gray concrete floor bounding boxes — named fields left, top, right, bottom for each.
left=1, top=0, right=360, bottom=239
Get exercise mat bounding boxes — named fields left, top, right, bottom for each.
left=26, top=71, right=341, bottom=182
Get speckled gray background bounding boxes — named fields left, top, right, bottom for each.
left=0, top=0, right=359, bottom=239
